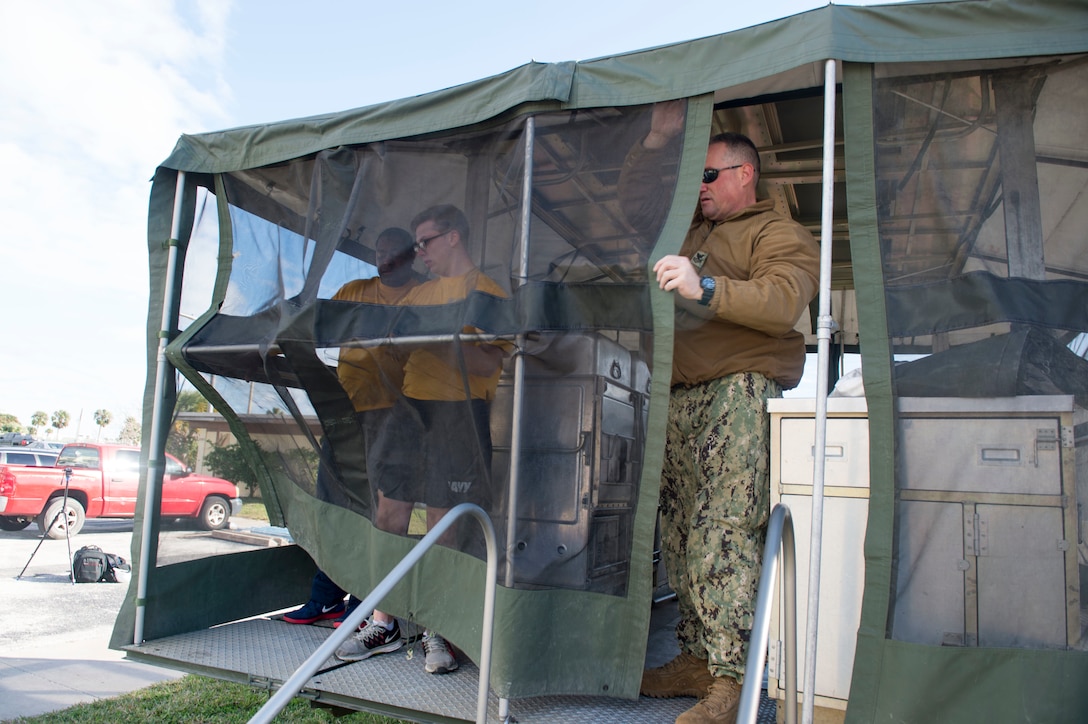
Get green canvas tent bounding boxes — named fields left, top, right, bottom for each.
left=112, top=0, right=1088, bottom=721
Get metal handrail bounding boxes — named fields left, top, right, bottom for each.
left=738, top=504, right=797, bottom=724
left=249, top=503, right=498, bottom=724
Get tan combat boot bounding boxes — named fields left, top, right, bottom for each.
left=675, top=676, right=742, bottom=723
left=640, top=652, right=715, bottom=698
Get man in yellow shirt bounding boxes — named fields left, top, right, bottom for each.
left=336, top=205, right=509, bottom=676
left=333, top=227, right=421, bottom=414
left=284, top=227, right=420, bottom=627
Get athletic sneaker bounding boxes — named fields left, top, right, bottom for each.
left=282, top=599, right=345, bottom=625
left=335, top=619, right=403, bottom=661
left=422, top=631, right=458, bottom=674
left=332, top=597, right=362, bottom=629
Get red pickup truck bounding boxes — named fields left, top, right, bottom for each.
left=0, top=443, right=242, bottom=538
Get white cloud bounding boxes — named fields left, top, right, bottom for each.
left=0, top=1, right=233, bottom=438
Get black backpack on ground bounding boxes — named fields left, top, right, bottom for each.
left=73, top=545, right=130, bottom=583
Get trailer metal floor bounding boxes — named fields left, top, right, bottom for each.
left=122, top=598, right=778, bottom=723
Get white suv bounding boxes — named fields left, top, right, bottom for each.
left=0, top=447, right=59, bottom=467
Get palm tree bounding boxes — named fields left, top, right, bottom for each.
left=93, top=409, right=112, bottom=442
left=50, top=410, right=70, bottom=440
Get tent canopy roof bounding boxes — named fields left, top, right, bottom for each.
left=161, top=0, right=1088, bottom=175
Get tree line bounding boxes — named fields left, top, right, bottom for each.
left=0, top=408, right=141, bottom=444
left=2, top=391, right=283, bottom=496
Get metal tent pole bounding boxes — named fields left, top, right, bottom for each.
left=134, top=170, right=186, bottom=645
left=505, top=114, right=534, bottom=587
left=498, top=113, right=535, bottom=724
left=800, top=59, right=838, bottom=724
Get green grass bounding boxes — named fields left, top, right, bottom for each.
left=9, top=674, right=408, bottom=723
left=239, top=498, right=270, bottom=522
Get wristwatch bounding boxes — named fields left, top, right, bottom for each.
left=698, top=275, right=716, bottom=306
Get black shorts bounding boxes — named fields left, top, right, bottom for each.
left=314, top=407, right=392, bottom=509
left=376, top=397, right=493, bottom=510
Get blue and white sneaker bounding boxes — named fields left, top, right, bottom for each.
left=332, top=596, right=363, bottom=629
left=282, top=599, right=345, bottom=625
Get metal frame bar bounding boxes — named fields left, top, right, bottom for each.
left=798, top=58, right=838, bottom=724
left=498, top=113, right=535, bottom=723
left=504, top=113, right=535, bottom=588
left=135, top=170, right=186, bottom=645
left=249, top=502, right=499, bottom=724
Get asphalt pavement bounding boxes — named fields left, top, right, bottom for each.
left=0, top=516, right=278, bottom=721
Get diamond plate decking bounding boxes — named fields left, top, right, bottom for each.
left=123, top=599, right=779, bottom=723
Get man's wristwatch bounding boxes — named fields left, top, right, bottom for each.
left=698, top=275, right=716, bottom=306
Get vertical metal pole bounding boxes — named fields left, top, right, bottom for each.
left=499, top=114, right=534, bottom=723
left=504, top=116, right=534, bottom=584
left=801, top=59, right=838, bottom=724
left=134, top=170, right=186, bottom=645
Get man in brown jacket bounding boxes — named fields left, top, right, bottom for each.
left=622, top=102, right=820, bottom=724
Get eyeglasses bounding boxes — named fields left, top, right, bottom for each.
left=702, top=164, right=744, bottom=184
left=414, top=229, right=451, bottom=253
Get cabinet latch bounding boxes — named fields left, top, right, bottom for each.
left=1034, top=428, right=1059, bottom=466
left=767, top=639, right=782, bottom=679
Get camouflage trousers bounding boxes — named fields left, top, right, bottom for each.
left=660, top=372, right=780, bottom=683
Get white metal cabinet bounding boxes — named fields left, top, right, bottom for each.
left=767, top=397, right=869, bottom=715
left=767, top=395, right=1084, bottom=723
left=890, top=396, right=1081, bottom=650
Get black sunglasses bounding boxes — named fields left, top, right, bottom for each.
left=702, top=164, right=744, bottom=184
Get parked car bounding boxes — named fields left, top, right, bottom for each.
left=0, top=443, right=242, bottom=537
left=0, top=432, right=33, bottom=446
left=0, top=448, right=62, bottom=531
left=27, top=440, right=65, bottom=453
left=0, top=447, right=59, bottom=467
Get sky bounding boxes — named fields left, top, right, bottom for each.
left=0, top=0, right=892, bottom=440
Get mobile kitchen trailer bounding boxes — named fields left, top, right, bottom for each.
left=113, top=1, right=1088, bottom=720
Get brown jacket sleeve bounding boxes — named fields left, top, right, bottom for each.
left=710, top=214, right=820, bottom=338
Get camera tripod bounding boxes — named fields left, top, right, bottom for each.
left=17, top=466, right=77, bottom=583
